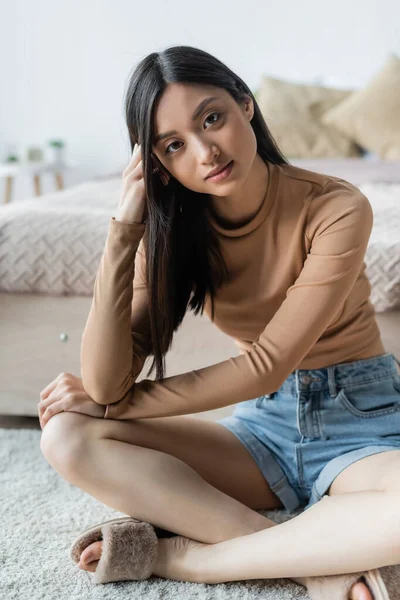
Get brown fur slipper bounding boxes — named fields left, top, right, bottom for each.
left=70, top=516, right=159, bottom=584
left=295, top=565, right=400, bottom=599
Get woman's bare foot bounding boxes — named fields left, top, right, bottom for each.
left=77, top=539, right=374, bottom=598
left=349, top=580, right=373, bottom=600
left=77, top=535, right=205, bottom=582
left=153, top=536, right=207, bottom=582
left=77, top=540, right=102, bottom=572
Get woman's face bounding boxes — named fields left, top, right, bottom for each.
left=151, top=83, right=256, bottom=196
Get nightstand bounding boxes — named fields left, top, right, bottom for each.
left=0, top=160, right=73, bottom=204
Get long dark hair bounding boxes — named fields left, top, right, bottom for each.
left=124, top=45, right=290, bottom=381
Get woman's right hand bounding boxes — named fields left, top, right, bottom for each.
left=115, top=143, right=169, bottom=224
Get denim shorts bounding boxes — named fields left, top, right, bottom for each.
left=216, top=352, right=400, bottom=514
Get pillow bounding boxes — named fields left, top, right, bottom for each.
left=321, top=54, right=400, bottom=161
left=255, top=75, right=362, bottom=158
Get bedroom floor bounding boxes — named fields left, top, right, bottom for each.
left=0, top=415, right=41, bottom=429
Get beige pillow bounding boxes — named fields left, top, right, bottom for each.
left=321, top=54, right=400, bottom=161
left=256, top=75, right=362, bottom=158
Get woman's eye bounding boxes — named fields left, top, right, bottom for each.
left=204, top=111, right=221, bottom=127
left=165, top=141, right=182, bottom=155
left=165, top=112, right=222, bottom=155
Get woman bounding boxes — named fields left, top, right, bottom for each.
left=38, top=45, right=400, bottom=599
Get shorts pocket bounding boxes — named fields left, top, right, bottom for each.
left=393, top=374, right=400, bottom=395
left=255, top=393, right=275, bottom=408
left=337, top=376, right=400, bottom=418
left=232, top=398, right=258, bottom=413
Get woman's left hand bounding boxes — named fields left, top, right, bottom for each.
left=38, top=372, right=106, bottom=429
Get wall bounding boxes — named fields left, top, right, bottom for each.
left=1, top=0, right=399, bottom=202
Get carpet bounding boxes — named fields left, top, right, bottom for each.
left=0, top=428, right=321, bottom=599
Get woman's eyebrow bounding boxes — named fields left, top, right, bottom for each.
left=154, top=96, right=219, bottom=144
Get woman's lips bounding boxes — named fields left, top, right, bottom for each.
left=206, top=160, right=234, bottom=182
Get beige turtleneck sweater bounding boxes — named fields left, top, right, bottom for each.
left=80, top=160, right=385, bottom=419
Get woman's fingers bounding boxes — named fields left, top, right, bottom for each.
left=38, top=389, right=57, bottom=421
left=40, top=383, right=56, bottom=402
left=38, top=381, right=67, bottom=418
left=40, top=399, right=65, bottom=428
left=38, top=373, right=86, bottom=428
left=39, top=385, right=69, bottom=427
left=39, top=373, right=63, bottom=401
left=122, top=144, right=170, bottom=184
left=122, top=143, right=142, bottom=178
left=40, top=372, right=78, bottom=402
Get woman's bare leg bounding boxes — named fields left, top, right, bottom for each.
left=40, top=413, right=309, bottom=587
left=41, top=413, right=284, bottom=543
left=178, top=491, right=400, bottom=583
left=40, top=414, right=383, bottom=598
left=61, top=437, right=272, bottom=541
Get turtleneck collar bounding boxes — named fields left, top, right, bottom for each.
left=206, top=160, right=280, bottom=238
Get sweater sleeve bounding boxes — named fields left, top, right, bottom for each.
left=80, top=216, right=151, bottom=405
left=105, top=184, right=374, bottom=420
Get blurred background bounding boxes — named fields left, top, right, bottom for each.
left=1, top=0, right=399, bottom=201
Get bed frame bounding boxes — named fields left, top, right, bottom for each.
left=1, top=291, right=399, bottom=417
left=0, top=291, right=241, bottom=417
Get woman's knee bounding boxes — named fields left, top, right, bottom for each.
left=40, top=411, right=93, bottom=469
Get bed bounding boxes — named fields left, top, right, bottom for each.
left=1, top=156, right=400, bottom=417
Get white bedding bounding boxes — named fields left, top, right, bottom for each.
left=0, top=178, right=121, bottom=296
left=0, top=158, right=399, bottom=312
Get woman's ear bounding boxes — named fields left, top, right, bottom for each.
left=243, top=94, right=254, bottom=121
left=151, top=153, right=170, bottom=186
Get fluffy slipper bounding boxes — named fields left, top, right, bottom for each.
left=296, top=565, right=400, bottom=600
left=70, top=516, right=159, bottom=584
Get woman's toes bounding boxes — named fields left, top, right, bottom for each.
left=349, top=580, right=373, bottom=600
left=78, top=540, right=103, bottom=571
left=78, top=558, right=99, bottom=573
